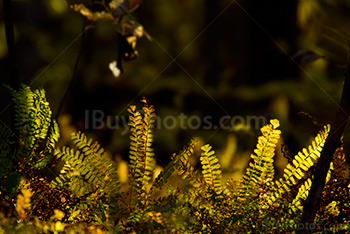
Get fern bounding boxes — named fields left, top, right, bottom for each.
left=0, top=85, right=59, bottom=196
left=54, top=131, right=120, bottom=198
left=50, top=161, right=74, bottom=190
left=7, top=85, right=58, bottom=160
left=239, top=119, right=281, bottom=202
left=148, top=139, right=199, bottom=202
left=3, top=85, right=348, bottom=233
left=200, top=144, right=223, bottom=196
left=269, top=124, right=330, bottom=204
left=128, top=104, right=141, bottom=186
left=51, top=131, right=122, bottom=223
left=148, top=156, right=176, bottom=196
left=4, top=84, right=60, bottom=170
left=224, top=119, right=335, bottom=232
left=173, top=138, right=201, bottom=187
left=290, top=162, right=334, bottom=213
left=290, top=177, right=312, bottom=213
left=127, top=98, right=156, bottom=206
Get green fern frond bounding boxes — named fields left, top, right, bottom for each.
left=173, top=138, right=201, bottom=187
left=54, top=146, right=90, bottom=196
left=148, top=139, right=199, bottom=197
left=139, top=100, right=156, bottom=188
left=270, top=124, right=330, bottom=203
left=149, top=156, right=177, bottom=196
left=290, top=177, right=312, bottom=213
left=128, top=104, right=141, bottom=183
left=54, top=131, right=120, bottom=197
left=5, top=84, right=60, bottom=169
left=8, top=85, right=50, bottom=149
left=290, top=161, right=334, bottom=213
left=200, top=144, right=223, bottom=195
left=127, top=98, right=156, bottom=205
left=239, top=119, right=281, bottom=201
left=50, top=161, right=74, bottom=189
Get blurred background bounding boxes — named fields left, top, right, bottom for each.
left=1, top=0, right=349, bottom=178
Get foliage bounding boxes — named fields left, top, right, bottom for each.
left=1, top=85, right=350, bottom=233
left=0, top=84, right=59, bottom=209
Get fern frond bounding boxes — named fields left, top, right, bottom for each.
left=290, top=161, right=334, bottom=213
left=173, top=138, right=201, bottom=187
left=149, top=156, right=177, bottom=196
left=10, top=85, right=50, bottom=149
left=50, top=161, right=74, bottom=189
left=239, top=119, right=281, bottom=201
left=290, top=177, right=312, bottom=213
left=127, top=98, right=156, bottom=205
left=200, top=144, right=223, bottom=195
left=140, top=101, right=156, bottom=187
left=55, top=132, right=120, bottom=197
left=148, top=139, right=199, bottom=197
left=269, top=124, right=330, bottom=204
left=34, top=120, right=60, bottom=169
left=128, top=104, right=141, bottom=184
left=6, top=84, right=60, bottom=169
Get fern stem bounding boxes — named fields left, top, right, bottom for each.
left=298, top=42, right=350, bottom=233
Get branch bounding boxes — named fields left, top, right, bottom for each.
left=297, top=43, right=350, bottom=233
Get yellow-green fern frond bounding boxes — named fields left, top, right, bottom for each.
left=290, top=177, right=312, bottom=213
left=1, top=85, right=59, bottom=194
left=270, top=124, right=330, bottom=204
left=50, top=161, right=74, bottom=189
left=149, top=157, right=176, bottom=196
left=54, top=131, right=120, bottom=197
left=290, top=161, right=334, bottom=213
left=173, top=139, right=201, bottom=187
left=127, top=98, right=156, bottom=205
left=128, top=104, right=141, bottom=183
left=5, top=84, right=60, bottom=169
left=200, top=144, right=223, bottom=195
left=239, top=119, right=281, bottom=200
left=139, top=99, right=156, bottom=188
left=148, top=139, right=198, bottom=199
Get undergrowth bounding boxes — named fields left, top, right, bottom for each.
left=1, top=85, right=350, bottom=233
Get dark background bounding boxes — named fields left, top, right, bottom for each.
left=0, top=0, right=347, bottom=169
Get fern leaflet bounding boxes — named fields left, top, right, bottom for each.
left=200, top=144, right=223, bottom=195
left=269, top=124, right=330, bottom=204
